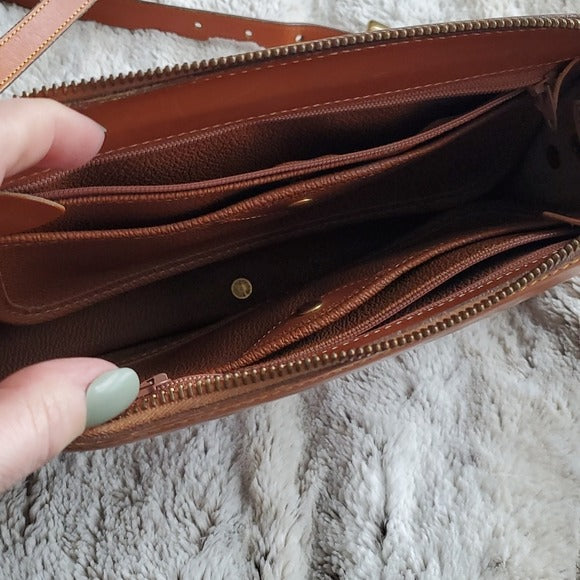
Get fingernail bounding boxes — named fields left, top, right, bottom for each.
left=85, top=368, right=139, bottom=428
left=93, top=120, right=107, bottom=134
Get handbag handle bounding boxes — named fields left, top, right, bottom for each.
left=0, top=0, right=345, bottom=93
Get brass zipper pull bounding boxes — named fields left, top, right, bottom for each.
left=139, top=373, right=171, bottom=396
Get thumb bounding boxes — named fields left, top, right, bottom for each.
left=0, top=359, right=139, bottom=492
left=0, top=98, right=105, bottom=181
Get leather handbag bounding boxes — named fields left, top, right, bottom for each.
left=0, top=1, right=578, bottom=450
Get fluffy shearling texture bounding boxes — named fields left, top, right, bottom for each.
left=0, top=1, right=579, bottom=578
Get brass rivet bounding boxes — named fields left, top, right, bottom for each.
left=295, top=300, right=323, bottom=316
left=288, top=197, right=313, bottom=208
left=231, top=278, right=253, bottom=300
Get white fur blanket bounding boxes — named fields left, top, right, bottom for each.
left=0, top=1, right=578, bottom=578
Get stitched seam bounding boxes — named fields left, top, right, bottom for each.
left=0, top=175, right=486, bottom=248
left=69, top=62, right=558, bottom=156
left=1, top=0, right=94, bottom=88
left=319, top=236, right=565, bottom=351
left=0, top=0, right=52, bottom=47
left=330, top=254, right=580, bottom=348
left=92, top=27, right=561, bottom=117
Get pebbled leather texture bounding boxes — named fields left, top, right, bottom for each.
left=0, top=1, right=578, bottom=449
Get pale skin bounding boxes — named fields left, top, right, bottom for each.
left=0, top=99, right=112, bottom=492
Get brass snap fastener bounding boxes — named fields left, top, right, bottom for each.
left=231, top=278, right=253, bottom=300
left=295, top=300, right=323, bottom=316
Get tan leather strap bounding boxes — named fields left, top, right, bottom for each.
left=0, top=0, right=345, bottom=92
left=0, top=0, right=97, bottom=91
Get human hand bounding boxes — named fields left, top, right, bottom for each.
left=0, top=99, right=139, bottom=492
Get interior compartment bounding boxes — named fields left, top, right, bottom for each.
left=0, top=64, right=578, bottom=385
left=0, top=91, right=544, bottom=324
left=102, top=212, right=576, bottom=377
left=270, top=232, right=574, bottom=363
left=12, top=91, right=514, bottom=197
left=0, top=221, right=406, bottom=376
left=8, top=90, right=518, bottom=232
left=36, top=92, right=539, bottom=231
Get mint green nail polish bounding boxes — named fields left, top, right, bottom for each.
left=85, top=368, right=139, bottom=428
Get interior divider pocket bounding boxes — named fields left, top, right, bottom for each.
left=12, top=90, right=510, bottom=194
left=273, top=231, right=574, bottom=362
left=106, top=206, right=573, bottom=378
left=48, top=90, right=532, bottom=231
left=12, top=90, right=523, bottom=232
left=0, top=221, right=397, bottom=378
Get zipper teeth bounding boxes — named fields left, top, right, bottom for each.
left=20, top=15, right=580, bottom=99
left=133, top=236, right=580, bottom=412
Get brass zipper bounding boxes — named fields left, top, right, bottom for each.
left=20, top=15, right=580, bottom=102
left=134, top=236, right=580, bottom=412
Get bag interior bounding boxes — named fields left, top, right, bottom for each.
left=0, top=61, right=578, bottom=383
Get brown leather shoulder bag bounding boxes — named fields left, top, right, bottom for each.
left=0, top=0, right=579, bottom=449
